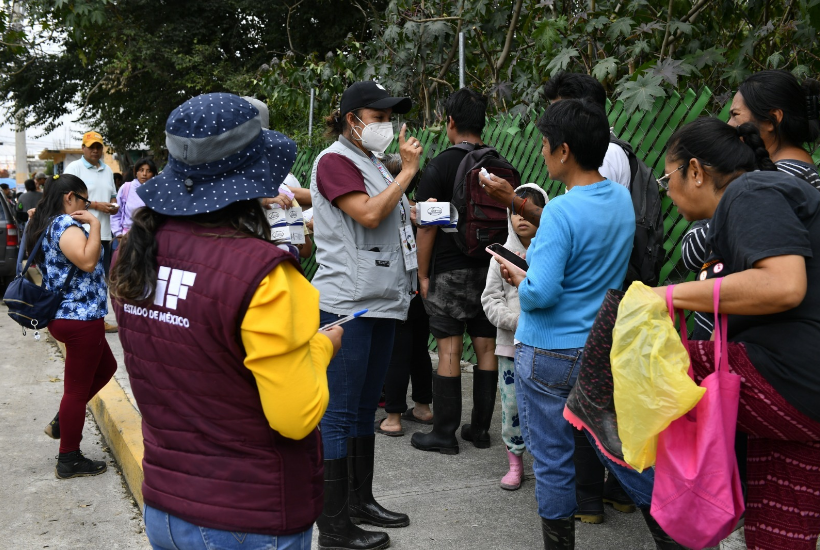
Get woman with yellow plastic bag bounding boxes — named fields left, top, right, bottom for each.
left=611, top=282, right=705, bottom=471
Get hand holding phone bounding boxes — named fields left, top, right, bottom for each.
left=486, top=244, right=528, bottom=274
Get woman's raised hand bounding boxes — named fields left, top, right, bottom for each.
left=70, top=210, right=100, bottom=226
left=398, top=123, right=423, bottom=175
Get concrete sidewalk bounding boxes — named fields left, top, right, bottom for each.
left=0, top=305, right=148, bottom=549
left=39, top=301, right=757, bottom=549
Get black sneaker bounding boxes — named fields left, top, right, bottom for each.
left=55, top=450, right=107, bottom=479
left=44, top=413, right=60, bottom=439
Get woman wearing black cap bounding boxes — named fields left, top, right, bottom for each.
left=310, top=81, right=423, bottom=550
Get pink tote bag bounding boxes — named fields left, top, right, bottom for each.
left=650, top=278, right=744, bottom=550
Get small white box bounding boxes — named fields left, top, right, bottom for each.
left=270, top=226, right=291, bottom=243
left=266, top=206, right=288, bottom=227
left=418, top=202, right=458, bottom=228
left=286, top=206, right=303, bottom=225
left=289, top=224, right=305, bottom=245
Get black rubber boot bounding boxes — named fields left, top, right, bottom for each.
left=541, top=517, right=575, bottom=549
left=55, top=450, right=106, bottom=479
left=44, top=412, right=60, bottom=439
left=602, top=472, right=636, bottom=513
left=410, top=373, right=461, bottom=455
left=317, top=458, right=390, bottom=550
left=572, top=428, right=605, bottom=524
left=460, top=369, right=497, bottom=449
left=348, top=436, right=409, bottom=528
left=640, top=509, right=687, bottom=550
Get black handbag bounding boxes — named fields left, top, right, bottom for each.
left=3, top=218, right=78, bottom=336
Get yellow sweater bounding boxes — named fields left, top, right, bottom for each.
left=240, top=261, right=333, bottom=440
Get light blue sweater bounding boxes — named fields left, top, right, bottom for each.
left=515, top=180, right=635, bottom=350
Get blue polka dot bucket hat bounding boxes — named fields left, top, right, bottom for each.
left=137, top=93, right=296, bottom=216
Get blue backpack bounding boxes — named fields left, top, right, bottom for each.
left=3, top=218, right=77, bottom=336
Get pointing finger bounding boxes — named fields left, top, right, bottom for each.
left=398, top=123, right=407, bottom=146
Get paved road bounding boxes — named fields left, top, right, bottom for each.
left=0, top=305, right=148, bottom=549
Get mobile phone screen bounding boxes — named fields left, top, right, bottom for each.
left=486, top=244, right=528, bottom=272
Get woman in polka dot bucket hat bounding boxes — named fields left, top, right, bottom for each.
left=110, top=93, right=341, bottom=548
left=135, top=92, right=296, bottom=214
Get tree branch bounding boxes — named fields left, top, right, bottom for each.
left=495, top=0, right=524, bottom=72
left=403, top=16, right=462, bottom=23
left=81, top=73, right=110, bottom=113
left=658, top=0, right=674, bottom=60
left=428, top=76, right=454, bottom=90
left=285, top=0, right=305, bottom=56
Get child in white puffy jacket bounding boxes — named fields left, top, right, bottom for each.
left=481, top=183, right=548, bottom=490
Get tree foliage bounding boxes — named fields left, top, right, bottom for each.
left=259, top=0, right=820, bottom=144
left=3, top=0, right=820, bottom=157
left=1, top=0, right=385, bottom=161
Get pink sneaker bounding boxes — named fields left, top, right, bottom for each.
left=500, top=450, right=523, bottom=490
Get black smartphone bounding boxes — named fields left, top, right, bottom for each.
left=486, top=243, right=528, bottom=273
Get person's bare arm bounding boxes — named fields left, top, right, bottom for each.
left=59, top=213, right=102, bottom=273
left=657, top=255, right=807, bottom=315
left=335, top=124, right=422, bottom=229
left=297, top=234, right=313, bottom=259
left=288, top=186, right=312, bottom=206
left=479, top=172, right=542, bottom=227
left=416, top=226, right=437, bottom=298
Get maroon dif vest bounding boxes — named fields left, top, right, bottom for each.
left=113, top=219, right=323, bottom=535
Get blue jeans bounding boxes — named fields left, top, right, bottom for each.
left=319, top=311, right=396, bottom=460
left=584, top=430, right=656, bottom=509
left=514, top=344, right=583, bottom=520
left=144, top=505, right=312, bottom=550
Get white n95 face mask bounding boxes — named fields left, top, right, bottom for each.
left=353, top=116, right=394, bottom=154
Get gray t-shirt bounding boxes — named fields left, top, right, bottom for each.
left=18, top=191, right=43, bottom=212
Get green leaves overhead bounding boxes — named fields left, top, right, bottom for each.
left=618, top=73, right=665, bottom=113
left=545, top=47, right=579, bottom=76
left=606, top=17, right=634, bottom=40
left=592, top=57, right=618, bottom=81
left=5, top=0, right=820, bottom=155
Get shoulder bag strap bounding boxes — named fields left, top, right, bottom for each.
left=18, top=216, right=54, bottom=277
left=712, top=277, right=728, bottom=372
left=666, top=285, right=692, bottom=376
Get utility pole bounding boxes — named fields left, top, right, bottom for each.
left=11, top=1, right=29, bottom=185
left=459, top=31, right=465, bottom=89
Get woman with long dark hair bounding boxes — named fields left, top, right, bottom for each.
left=654, top=117, right=820, bottom=549
left=682, top=70, right=820, bottom=338
left=27, top=173, right=115, bottom=479
left=110, top=93, right=339, bottom=550
left=110, top=157, right=157, bottom=244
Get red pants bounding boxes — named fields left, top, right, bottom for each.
left=689, top=341, right=820, bottom=550
left=49, top=318, right=117, bottom=454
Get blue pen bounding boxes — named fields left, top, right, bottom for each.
left=321, top=309, right=368, bottom=330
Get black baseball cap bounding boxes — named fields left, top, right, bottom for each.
left=340, top=81, right=412, bottom=116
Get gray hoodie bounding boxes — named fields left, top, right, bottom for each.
left=481, top=183, right=549, bottom=357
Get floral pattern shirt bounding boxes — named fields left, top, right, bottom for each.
left=42, top=214, right=108, bottom=321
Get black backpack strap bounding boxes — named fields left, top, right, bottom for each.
left=18, top=216, right=53, bottom=278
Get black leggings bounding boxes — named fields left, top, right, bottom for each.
left=383, top=295, right=433, bottom=414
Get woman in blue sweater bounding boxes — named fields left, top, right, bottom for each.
left=482, top=99, right=636, bottom=548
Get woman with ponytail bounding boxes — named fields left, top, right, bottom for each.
left=27, top=173, right=115, bottom=479
left=682, top=70, right=820, bottom=338
left=650, top=117, right=820, bottom=550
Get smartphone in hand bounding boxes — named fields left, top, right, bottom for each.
left=486, top=244, right=528, bottom=273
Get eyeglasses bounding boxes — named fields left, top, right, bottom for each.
left=67, top=192, right=91, bottom=209
left=658, top=165, right=684, bottom=190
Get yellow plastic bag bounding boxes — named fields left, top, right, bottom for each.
left=611, top=282, right=705, bottom=472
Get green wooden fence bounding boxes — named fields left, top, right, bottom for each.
left=291, top=86, right=729, bottom=363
